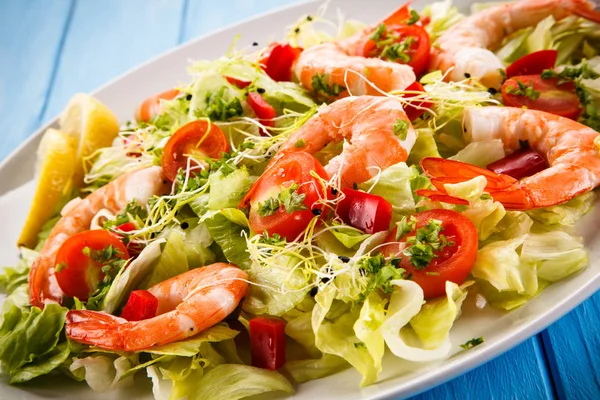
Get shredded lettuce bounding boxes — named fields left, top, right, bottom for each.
left=527, top=192, right=596, bottom=226
left=205, top=209, right=252, bottom=269
left=422, top=0, right=465, bottom=41
left=141, top=230, right=189, bottom=289
left=407, top=128, right=441, bottom=166
left=208, top=168, right=255, bottom=211
left=70, top=353, right=138, bottom=392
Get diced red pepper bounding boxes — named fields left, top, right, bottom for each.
left=402, top=81, right=433, bottom=121
left=486, top=148, right=548, bottom=180
left=259, top=43, right=303, bottom=82
left=336, top=188, right=393, bottom=234
left=225, top=76, right=251, bottom=89
left=121, top=290, right=158, bottom=321
left=247, top=92, right=277, bottom=134
left=250, top=316, right=286, bottom=370
left=506, top=50, right=558, bottom=79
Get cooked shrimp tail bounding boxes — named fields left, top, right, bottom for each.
left=66, top=263, right=248, bottom=352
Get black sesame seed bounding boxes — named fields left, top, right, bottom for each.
left=257, top=88, right=266, bottom=94
left=252, top=42, right=258, bottom=46
left=321, top=277, right=330, bottom=283
left=294, top=27, right=300, bottom=33
left=331, top=187, right=338, bottom=195
left=311, top=209, right=322, bottom=216
left=352, top=182, right=358, bottom=190
left=307, top=15, right=313, bottom=21
left=162, top=180, right=168, bottom=184
left=464, top=73, right=471, bottom=78
left=338, top=255, right=350, bottom=263
left=488, top=87, right=497, bottom=95
left=309, top=287, right=318, bottom=297
left=180, top=222, right=189, bottom=230
left=186, top=94, right=192, bottom=101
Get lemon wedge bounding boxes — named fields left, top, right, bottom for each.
left=18, top=94, right=120, bottom=247
left=18, top=129, right=78, bottom=248
left=59, top=93, right=120, bottom=185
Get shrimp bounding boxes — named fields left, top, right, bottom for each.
left=430, top=0, right=600, bottom=89
left=294, top=5, right=416, bottom=98
left=29, top=166, right=170, bottom=308
left=274, top=95, right=416, bottom=188
left=416, top=107, right=600, bottom=209
left=65, top=263, right=248, bottom=351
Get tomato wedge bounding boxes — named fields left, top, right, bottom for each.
left=381, top=209, right=478, bottom=299
left=336, top=188, right=392, bottom=234
left=247, top=92, right=277, bottom=129
left=225, top=76, right=251, bottom=89
left=162, top=120, right=229, bottom=181
left=502, top=75, right=581, bottom=119
left=250, top=317, right=286, bottom=370
left=243, top=152, right=329, bottom=240
left=55, top=230, right=130, bottom=301
left=506, top=50, right=558, bottom=79
left=363, top=24, right=431, bottom=76
left=135, top=89, right=180, bottom=123
left=402, top=81, right=432, bottom=121
left=259, top=42, right=303, bottom=82
left=121, top=290, right=158, bottom=321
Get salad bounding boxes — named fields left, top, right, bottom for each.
left=2, top=0, right=600, bottom=399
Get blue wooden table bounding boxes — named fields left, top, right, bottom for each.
left=1, top=1, right=598, bottom=399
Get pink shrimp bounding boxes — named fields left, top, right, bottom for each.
left=430, top=0, right=600, bottom=89
left=66, top=263, right=248, bottom=351
left=294, top=4, right=417, bottom=98
left=416, top=107, right=600, bottom=209
left=273, top=95, right=416, bottom=188
left=29, top=166, right=170, bottom=308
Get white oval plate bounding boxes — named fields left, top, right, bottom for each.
left=1, top=1, right=599, bottom=399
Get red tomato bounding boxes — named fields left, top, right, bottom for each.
left=259, top=42, right=303, bottom=82
left=381, top=209, right=478, bottom=299
left=225, top=76, right=251, bottom=89
left=55, top=230, right=130, bottom=301
left=506, top=50, right=558, bottom=78
left=162, top=120, right=229, bottom=181
left=381, top=2, right=411, bottom=25
left=135, top=89, right=181, bottom=123
left=121, top=290, right=158, bottom=321
left=363, top=24, right=431, bottom=76
left=247, top=92, right=277, bottom=130
left=250, top=316, right=286, bottom=370
left=114, top=222, right=144, bottom=256
left=336, top=188, right=392, bottom=234
left=402, top=81, right=433, bottom=121
left=501, top=75, right=581, bottom=119
left=243, top=152, right=329, bottom=240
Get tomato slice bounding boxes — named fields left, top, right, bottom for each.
left=506, top=50, right=558, bottom=79
left=247, top=92, right=277, bottom=129
left=135, top=89, right=180, bottom=123
left=336, top=188, right=392, bottom=234
left=250, top=316, right=286, bottom=370
left=121, top=290, right=158, bottom=321
left=113, top=222, right=144, bottom=257
left=259, top=42, right=303, bottom=82
left=225, top=76, right=251, bottom=89
left=402, top=81, right=432, bottom=121
left=162, top=120, right=229, bottom=181
left=244, top=152, right=330, bottom=240
left=55, top=230, right=130, bottom=301
left=381, top=209, right=478, bottom=299
left=363, top=24, right=431, bottom=76
left=501, top=75, right=581, bottom=119
left=381, top=1, right=411, bottom=25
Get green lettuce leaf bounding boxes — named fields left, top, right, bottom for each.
left=422, top=0, right=465, bottom=41
left=191, top=364, right=294, bottom=400
left=0, top=303, right=68, bottom=383
left=0, top=248, right=38, bottom=294
left=381, top=280, right=451, bottom=362
left=527, top=192, right=596, bottom=226
left=70, top=353, right=138, bottom=392
left=208, top=168, right=255, bottom=211
left=145, top=324, right=239, bottom=357
left=449, top=139, right=505, bottom=167
left=328, top=224, right=371, bottom=249
left=205, top=209, right=251, bottom=269
left=353, top=291, right=386, bottom=378
left=407, top=128, right=441, bottom=166
left=141, top=230, right=189, bottom=289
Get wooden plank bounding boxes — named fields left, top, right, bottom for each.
left=42, top=0, right=186, bottom=121
left=0, top=0, right=73, bottom=160
left=541, top=293, right=600, bottom=400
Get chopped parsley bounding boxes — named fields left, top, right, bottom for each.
left=542, top=62, right=600, bottom=130
left=460, top=336, right=484, bottom=349
left=294, top=139, right=306, bottom=148
left=400, top=218, right=453, bottom=270
left=311, top=73, right=346, bottom=98
left=354, top=342, right=367, bottom=349
left=81, top=245, right=129, bottom=311
left=407, top=9, right=420, bottom=25
left=198, top=86, right=244, bottom=121
left=104, top=200, right=147, bottom=229
left=393, top=119, right=410, bottom=140
left=505, top=79, right=540, bottom=100
left=368, top=24, right=415, bottom=63
left=259, top=231, right=286, bottom=247
left=257, top=183, right=307, bottom=217
left=358, top=254, right=404, bottom=300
